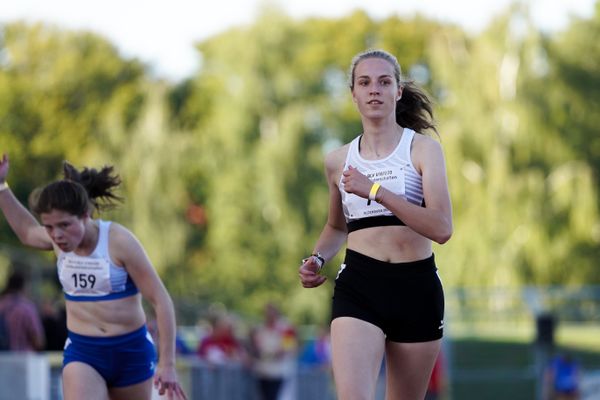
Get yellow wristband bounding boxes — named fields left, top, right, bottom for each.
left=368, top=183, right=381, bottom=201
left=0, top=181, right=8, bottom=192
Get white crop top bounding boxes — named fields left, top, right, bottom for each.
left=56, top=220, right=139, bottom=301
left=339, top=129, right=424, bottom=232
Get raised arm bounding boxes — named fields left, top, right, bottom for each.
left=0, top=154, right=53, bottom=250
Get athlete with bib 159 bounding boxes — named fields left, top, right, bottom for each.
left=299, top=49, right=453, bottom=400
left=0, top=155, right=186, bottom=400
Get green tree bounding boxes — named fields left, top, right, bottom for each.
left=179, top=8, right=454, bottom=321
left=1, top=5, right=599, bottom=326
left=0, top=22, right=145, bottom=259
left=429, top=4, right=600, bottom=286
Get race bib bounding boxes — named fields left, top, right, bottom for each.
left=59, top=256, right=112, bottom=296
left=345, top=165, right=406, bottom=219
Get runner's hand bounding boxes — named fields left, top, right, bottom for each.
left=299, top=256, right=327, bottom=288
left=154, top=365, right=188, bottom=400
left=341, top=165, right=372, bottom=199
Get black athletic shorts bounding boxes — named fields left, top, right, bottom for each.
left=331, top=249, right=444, bottom=343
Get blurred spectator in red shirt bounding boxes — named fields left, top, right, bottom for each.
left=426, top=350, right=446, bottom=400
left=197, top=312, right=247, bottom=366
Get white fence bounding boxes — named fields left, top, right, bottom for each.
left=583, top=371, right=600, bottom=400
left=0, top=353, right=49, bottom=400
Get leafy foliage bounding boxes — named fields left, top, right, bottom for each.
left=0, top=4, right=599, bottom=324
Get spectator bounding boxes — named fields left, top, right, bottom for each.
left=197, top=312, right=247, bottom=366
left=250, top=303, right=298, bottom=400
left=298, top=326, right=331, bottom=369
left=175, top=332, right=193, bottom=356
left=426, top=351, right=446, bottom=400
left=0, top=271, right=45, bottom=351
left=544, top=352, right=581, bottom=400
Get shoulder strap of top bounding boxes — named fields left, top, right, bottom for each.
left=93, top=220, right=111, bottom=258
left=397, top=129, right=415, bottom=163
left=349, top=135, right=361, bottom=161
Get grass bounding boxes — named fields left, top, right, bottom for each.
left=446, top=322, right=600, bottom=400
left=448, top=337, right=537, bottom=400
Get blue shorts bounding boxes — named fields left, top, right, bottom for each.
left=63, top=325, right=157, bottom=387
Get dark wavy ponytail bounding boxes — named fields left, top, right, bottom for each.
left=32, top=162, right=122, bottom=216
